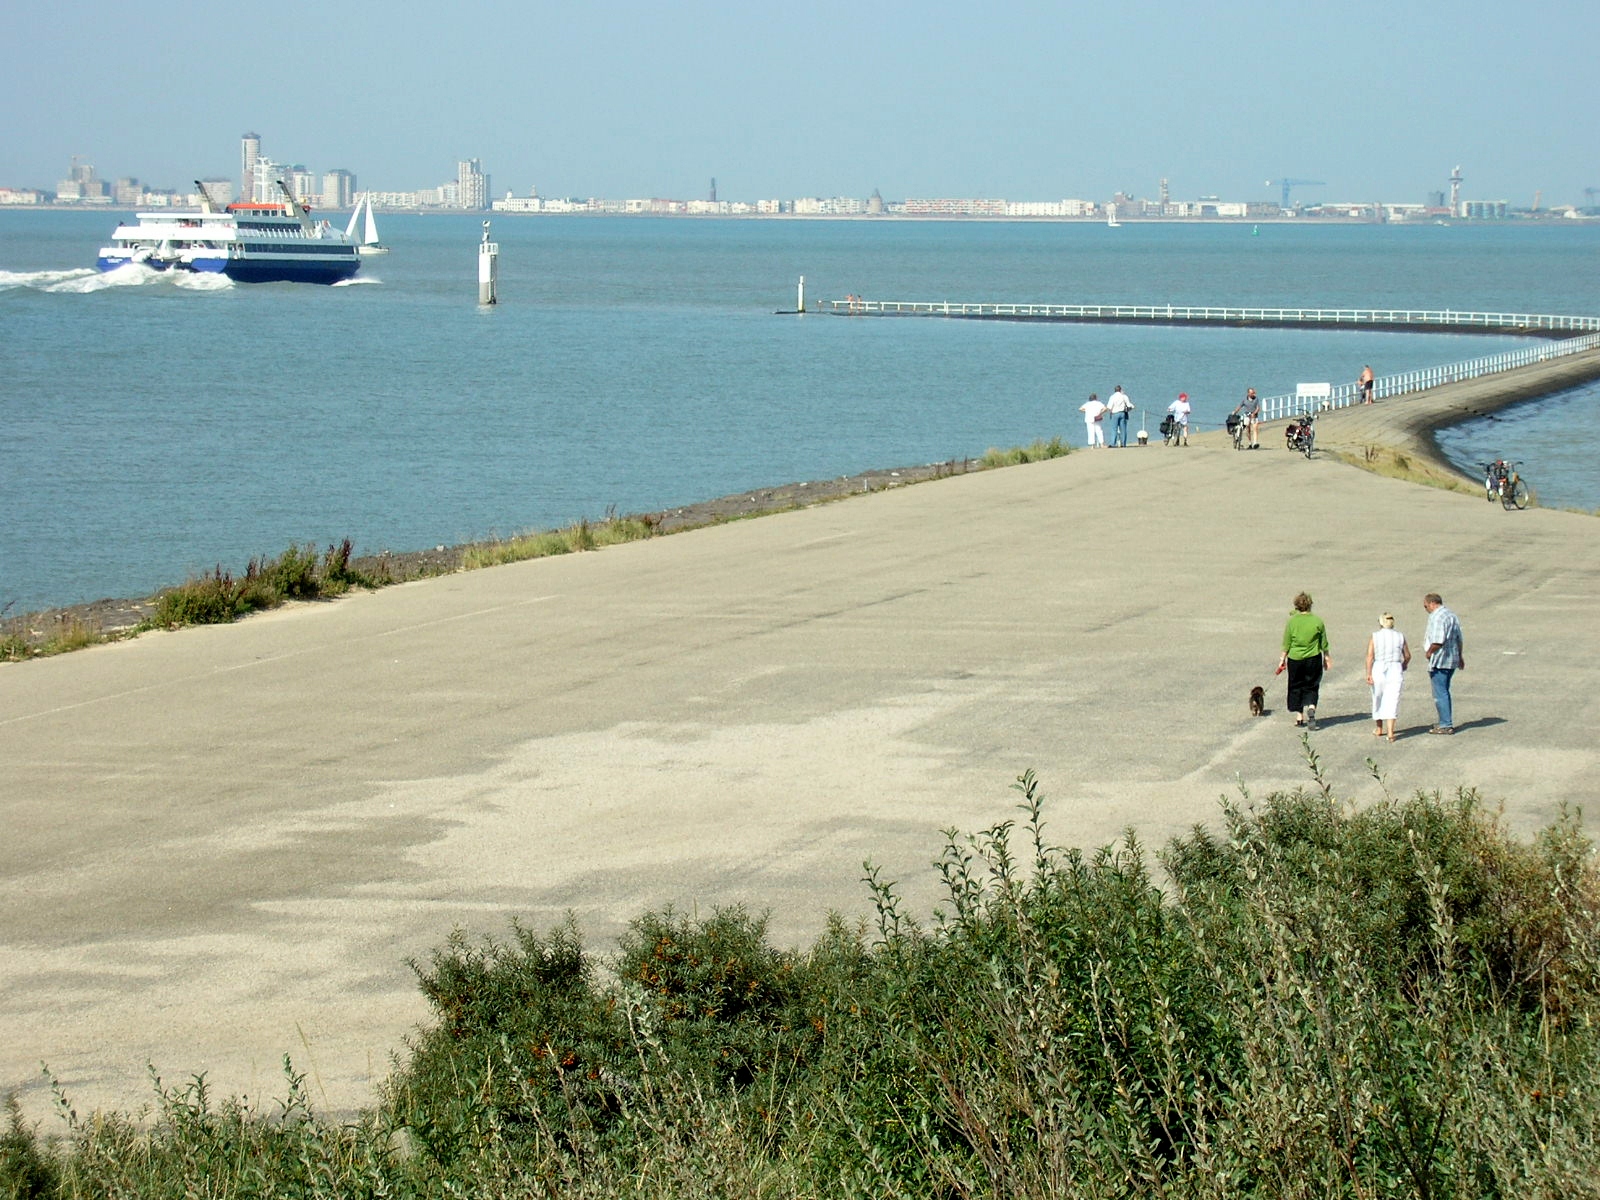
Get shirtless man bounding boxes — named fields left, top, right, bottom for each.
left=1359, top=364, right=1375, bottom=404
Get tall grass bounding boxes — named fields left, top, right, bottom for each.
left=978, top=437, right=1070, bottom=468
left=144, top=541, right=388, bottom=632
left=7, top=778, right=1596, bottom=1195
left=460, top=514, right=658, bottom=570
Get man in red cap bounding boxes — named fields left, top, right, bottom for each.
left=1167, top=392, right=1193, bottom=446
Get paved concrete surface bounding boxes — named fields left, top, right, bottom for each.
left=3, top=353, right=1599, bottom=1120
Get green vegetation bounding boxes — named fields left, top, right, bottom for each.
left=6, top=757, right=1598, bottom=1198
left=3, top=439, right=1074, bottom=661
left=0, top=624, right=105, bottom=662
left=143, top=540, right=390, bottom=632
left=461, top=514, right=659, bottom=570
left=1333, top=445, right=1480, bottom=497
left=978, top=436, right=1070, bottom=468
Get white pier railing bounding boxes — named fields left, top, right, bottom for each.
left=821, top=298, right=1600, bottom=423
left=822, top=299, right=1600, bottom=337
left=1256, top=330, right=1600, bottom=421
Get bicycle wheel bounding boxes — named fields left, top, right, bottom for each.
left=1303, top=433, right=1315, bottom=459
left=1512, top=478, right=1530, bottom=510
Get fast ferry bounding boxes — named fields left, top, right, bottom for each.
left=96, top=180, right=361, bottom=284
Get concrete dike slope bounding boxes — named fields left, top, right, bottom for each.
left=2, top=356, right=1598, bottom=1120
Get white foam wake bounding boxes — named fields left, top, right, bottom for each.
left=0, top=264, right=235, bottom=293
left=0, top=267, right=99, bottom=292
left=172, top=271, right=235, bottom=291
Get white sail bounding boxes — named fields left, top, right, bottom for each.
left=351, top=196, right=389, bottom=255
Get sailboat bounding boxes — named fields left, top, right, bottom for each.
left=344, top=195, right=389, bottom=255
left=1106, top=205, right=1121, bottom=228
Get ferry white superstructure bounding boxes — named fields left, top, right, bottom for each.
left=96, top=180, right=361, bottom=284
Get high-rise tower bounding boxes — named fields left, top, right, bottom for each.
left=242, top=133, right=261, bottom=195
left=457, top=158, right=488, bottom=210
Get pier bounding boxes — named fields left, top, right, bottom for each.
left=822, top=299, right=1600, bottom=338
left=823, top=298, right=1600, bottom=420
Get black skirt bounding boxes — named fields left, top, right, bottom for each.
left=1286, top=654, right=1324, bottom=713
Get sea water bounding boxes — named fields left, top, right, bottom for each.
left=2, top=212, right=1597, bottom=613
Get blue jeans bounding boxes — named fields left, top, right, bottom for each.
left=1111, top=411, right=1129, bottom=446
left=1429, top=668, right=1455, bottom=728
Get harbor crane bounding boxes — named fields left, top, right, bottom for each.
left=1267, top=178, right=1326, bottom=210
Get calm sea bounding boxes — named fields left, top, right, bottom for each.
left=3, top=212, right=1597, bottom=613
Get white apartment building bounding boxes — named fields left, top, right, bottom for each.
left=241, top=133, right=260, bottom=195
left=1006, top=199, right=1096, bottom=217
left=457, top=159, right=488, bottom=210
left=321, top=170, right=356, bottom=210
left=899, top=198, right=1008, bottom=217
left=791, top=196, right=870, bottom=215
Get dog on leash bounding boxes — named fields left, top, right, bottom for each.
left=1249, top=685, right=1266, bottom=717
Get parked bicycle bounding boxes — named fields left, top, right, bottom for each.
left=1483, top=459, right=1530, bottom=510
left=1284, top=414, right=1316, bottom=458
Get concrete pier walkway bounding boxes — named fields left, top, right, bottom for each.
left=3, top=356, right=1598, bottom=1119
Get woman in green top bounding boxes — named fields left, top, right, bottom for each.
left=1279, top=592, right=1331, bottom=728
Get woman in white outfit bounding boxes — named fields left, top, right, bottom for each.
left=1365, top=612, right=1411, bottom=742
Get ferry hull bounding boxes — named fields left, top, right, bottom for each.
left=96, top=251, right=359, bottom=285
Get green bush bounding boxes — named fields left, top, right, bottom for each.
left=150, top=566, right=244, bottom=626
left=978, top=437, right=1069, bottom=467
left=144, top=542, right=390, bottom=634
left=9, top=767, right=1599, bottom=1199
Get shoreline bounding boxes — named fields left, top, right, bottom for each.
left=6, top=348, right=1599, bottom=658
left=1, top=458, right=977, bottom=655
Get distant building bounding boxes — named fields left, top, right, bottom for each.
left=1460, top=199, right=1508, bottom=220
left=241, top=133, right=260, bottom=195
left=113, top=178, right=142, bottom=206
left=1006, top=199, right=1095, bottom=217
left=457, top=159, right=488, bottom=210
left=368, top=191, right=422, bottom=209
left=251, top=156, right=284, bottom=202
left=899, top=198, right=1007, bottom=217
left=321, top=169, right=356, bottom=210
left=792, top=196, right=870, bottom=215
left=57, top=158, right=108, bottom=202
left=288, top=166, right=317, bottom=206
left=198, top=179, right=236, bottom=206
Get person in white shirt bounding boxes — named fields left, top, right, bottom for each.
left=1167, top=392, right=1192, bottom=446
left=1079, top=392, right=1109, bottom=448
left=1104, top=385, right=1134, bottom=447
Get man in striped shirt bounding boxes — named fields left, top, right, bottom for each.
left=1423, top=593, right=1465, bottom=734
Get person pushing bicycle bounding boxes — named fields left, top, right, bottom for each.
left=1232, top=388, right=1262, bottom=449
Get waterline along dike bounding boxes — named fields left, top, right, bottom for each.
left=3, top=214, right=1599, bottom=614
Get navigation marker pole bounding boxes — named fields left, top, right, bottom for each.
left=479, top=221, right=498, bottom=305
left=798, top=275, right=805, bottom=313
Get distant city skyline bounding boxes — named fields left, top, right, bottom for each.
left=11, top=146, right=1584, bottom=218
left=4, top=0, right=1596, bottom=209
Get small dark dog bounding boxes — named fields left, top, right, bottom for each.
left=1249, top=685, right=1266, bottom=716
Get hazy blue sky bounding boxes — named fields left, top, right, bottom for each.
left=6, top=0, right=1595, bottom=207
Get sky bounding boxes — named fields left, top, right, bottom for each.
left=5, top=0, right=1596, bottom=208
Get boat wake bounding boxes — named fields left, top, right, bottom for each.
left=333, top=275, right=381, bottom=286
left=0, top=265, right=235, bottom=294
